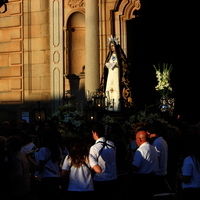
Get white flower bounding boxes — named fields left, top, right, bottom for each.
left=154, top=63, right=173, bottom=96
left=50, top=104, right=88, bottom=138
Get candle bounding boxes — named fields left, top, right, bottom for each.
left=87, top=90, right=90, bottom=101
left=106, top=91, right=110, bottom=108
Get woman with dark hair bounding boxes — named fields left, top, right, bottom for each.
left=100, top=35, right=133, bottom=111
left=61, top=138, right=101, bottom=199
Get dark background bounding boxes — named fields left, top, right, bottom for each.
left=127, top=0, right=198, bottom=124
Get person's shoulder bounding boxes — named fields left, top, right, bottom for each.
left=156, top=136, right=166, bottom=141
left=155, top=136, right=168, bottom=145
left=145, top=142, right=157, bottom=152
left=106, top=140, right=115, bottom=146
left=38, top=146, right=45, bottom=151
left=89, top=143, right=99, bottom=152
left=64, top=155, right=71, bottom=163
left=98, top=139, right=115, bottom=148
left=24, top=142, right=36, bottom=151
left=140, top=141, right=149, bottom=147
left=38, top=146, right=49, bottom=154
left=184, top=156, right=193, bottom=163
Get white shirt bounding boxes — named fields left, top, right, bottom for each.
left=35, top=147, right=62, bottom=177
left=21, top=142, right=36, bottom=156
left=182, top=156, right=200, bottom=189
left=132, top=142, right=159, bottom=174
left=62, top=155, right=94, bottom=191
left=152, top=136, right=168, bottom=175
left=89, top=137, right=117, bottom=181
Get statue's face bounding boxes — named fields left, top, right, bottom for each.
left=110, top=42, right=115, bottom=52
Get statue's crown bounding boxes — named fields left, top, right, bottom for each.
left=108, top=35, right=119, bottom=45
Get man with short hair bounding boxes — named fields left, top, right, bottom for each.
left=147, top=120, right=169, bottom=194
left=89, top=122, right=118, bottom=198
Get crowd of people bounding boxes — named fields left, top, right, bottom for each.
left=0, top=116, right=200, bottom=200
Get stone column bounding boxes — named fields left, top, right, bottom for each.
left=50, top=0, right=64, bottom=112
left=85, top=0, right=100, bottom=99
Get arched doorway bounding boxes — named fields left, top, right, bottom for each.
left=66, top=12, right=85, bottom=75
left=64, top=12, right=85, bottom=107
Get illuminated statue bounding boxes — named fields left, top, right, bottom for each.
left=100, top=36, right=133, bottom=111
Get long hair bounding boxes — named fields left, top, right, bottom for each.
left=68, top=138, right=89, bottom=168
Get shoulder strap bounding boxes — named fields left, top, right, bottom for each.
left=83, top=162, right=91, bottom=170
left=68, top=165, right=72, bottom=172
left=97, top=140, right=115, bottom=149
left=96, top=140, right=115, bottom=161
left=66, top=155, right=72, bottom=172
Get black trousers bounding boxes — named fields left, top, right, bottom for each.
left=126, top=173, right=156, bottom=200
left=154, top=175, right=172, bottom=194
left=93, top=179, right=119, bottom=199
left=37, top=177, right=61, bottom=200
left=180, top=188, right=200, bottom=200
left=66, top=191, right=95, bottom=199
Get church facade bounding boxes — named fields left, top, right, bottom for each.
left=0, top=0, right=141, bottom=123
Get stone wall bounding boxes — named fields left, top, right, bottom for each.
left=0, top=0, right=140, bottom=123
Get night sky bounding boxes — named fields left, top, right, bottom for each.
left=127, top=0, right=199, bottom=124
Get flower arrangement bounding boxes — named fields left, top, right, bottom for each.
left=101, top=115, right=118, bottom=125
left=101, top=108, right=170, bottom=140
left=50, top=104, right=88, bottom=138
left=154, top=63, right=173, bottom=96
left=127, top=109, right=168, bottom=125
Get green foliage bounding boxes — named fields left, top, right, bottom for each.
left=50, top=104, right=89, bottom=138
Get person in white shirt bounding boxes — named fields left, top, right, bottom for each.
left=34, top=127, right=63, bottom=200
left=20, top=135, right=36, bottom=156
left=61, top=138, right=101, bottom=199
left=178, top=126, right=200, bottom=200
left=146, top=120, right=169, bottom=194
left=129, top=130, right=159, bottom=199
left=89, top=122, right=118, bottom=198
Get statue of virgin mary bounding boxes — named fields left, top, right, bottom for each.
left=100, top=36, right=133, bottom=111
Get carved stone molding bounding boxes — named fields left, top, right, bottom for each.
left=53, top=0, right=60, bottom=47
left=113, top=0, right=141, bottom=52
left=68, top=0, right=85, bottom=8
left=118, top=0, right=141, bottom=20
left=50, top=0, right=64, bottom=111
left=53, top=51, right=60, bottom=63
